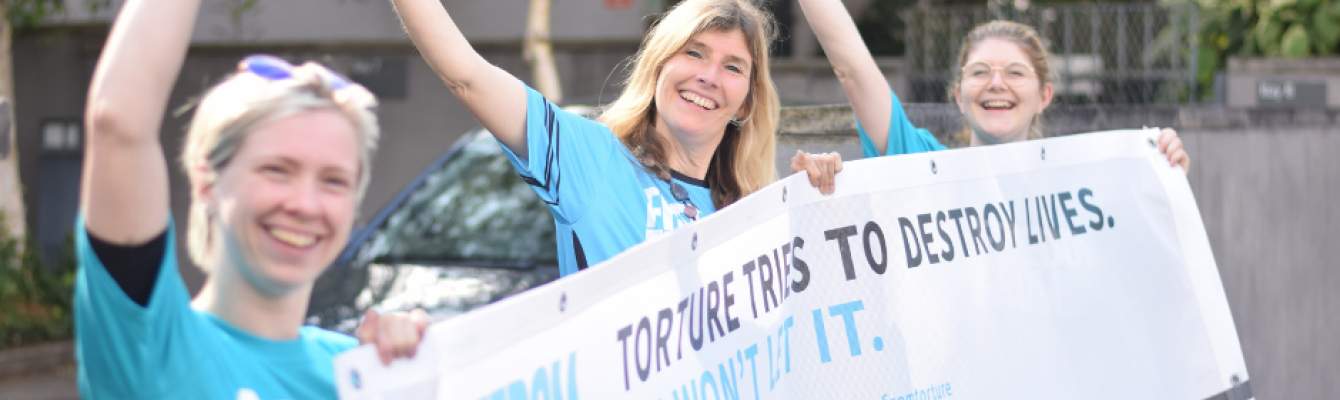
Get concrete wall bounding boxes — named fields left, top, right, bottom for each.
left=777, top=104, right=1340, bottom=400
left=1224, top=57, right=1340, bottom=108
left=52, top=0, right=648, bottom=43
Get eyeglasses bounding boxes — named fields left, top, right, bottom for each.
left=960, top=61, right=1036, bottom=88
left=238, top=54, right=352, bottom=90
left=669, top=181, right=699, bottom=221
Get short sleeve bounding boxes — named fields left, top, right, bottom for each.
left=857, top=87, right=948, bottom=157
left=498, top=86, right=622, bottom=225
left=74, top=215, right=192, bottom=398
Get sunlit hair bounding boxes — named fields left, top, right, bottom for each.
left=950, top=20, right=1054, bottom=144
left=181, top=61, right=379, bottom=272
left=598, top=0, right=779, bottom=208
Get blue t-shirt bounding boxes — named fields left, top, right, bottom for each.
left=857, top=87, right=948, bottom=157
left=502, top=87, right=715, bottom=277
left=74, top=217, right=358, bottom=400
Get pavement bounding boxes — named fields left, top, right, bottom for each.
left=0, top=366, right=78, bottom=400
left=0, top=341, right=79, bottom=400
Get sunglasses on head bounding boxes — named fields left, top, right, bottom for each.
left=238, top=54, right=352, bottom=90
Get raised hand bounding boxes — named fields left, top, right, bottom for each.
left=355, top=308, right=432, bottom=366
left=791, top=150, right=843, bottom=195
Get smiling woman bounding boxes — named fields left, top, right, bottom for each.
left=792, top=0, right=1191, bottom=173
left=949, top=23, right=1055, bottom=146
left=74, top=1, right=427, bottom=398
left=391, top=0, right=794, bottom=277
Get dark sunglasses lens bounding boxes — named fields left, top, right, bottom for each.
left=684, top=205, right=698, bottom=220
left=670, top=182, right=689, bottom=201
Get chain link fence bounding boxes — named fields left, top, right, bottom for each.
left=903, top=2, right=1199, bottom=105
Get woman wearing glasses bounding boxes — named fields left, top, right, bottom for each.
left=792, top=0, right=1190, bottom=169
left=392, top=0, right=833, bottom=277
left=77, top=0, right=424, bottom=398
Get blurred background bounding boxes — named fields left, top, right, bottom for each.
left=0, top=0, right=1336, bottom=399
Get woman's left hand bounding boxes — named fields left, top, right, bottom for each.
left=790, top=150, right=843, bottom=195
left=355, top=308, right=431, bottom=366
left=1153, top=127, right=1190, bottom=174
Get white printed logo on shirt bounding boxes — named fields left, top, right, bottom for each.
left=236, top=388, right=289, bottom=400
left=644, top=187, right=693, bottom=239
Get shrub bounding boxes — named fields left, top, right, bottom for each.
left=0, top=212, right=76, bottom=350
left=1193, top=0, right=1340, bottom=99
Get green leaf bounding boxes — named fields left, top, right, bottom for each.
left=1296, top=0, right=1324, bottom=14
left=1312, top=11, right=1340, bottom=48
left=1254, top=17, right=1285, bottom=48
left=1316, top=41, right=1336, bottom=55
left=1279, top=9, right=1303, bottom=24
left=1281, top=24, right=1312, bottom=57
left=1197, top=45, right=1220, bottom=82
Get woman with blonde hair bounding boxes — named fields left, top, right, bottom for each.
left=393, top=0, right=831, bottom=276
left=792, top=0, right=1189, bottom=170
left=77, top=0, right=425, bottom=398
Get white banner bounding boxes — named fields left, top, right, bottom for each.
left=334, top=129, right=1249, bottom=400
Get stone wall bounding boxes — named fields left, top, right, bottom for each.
left=1224, top=57, right=1340, bottom=108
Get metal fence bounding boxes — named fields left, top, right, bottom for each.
left=903, top=2, right=1199, bottom=105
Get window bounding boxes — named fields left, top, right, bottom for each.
left=41, top=120, right=82, bottom=153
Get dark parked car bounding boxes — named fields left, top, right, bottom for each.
left=306, top=128, right=562, bottom=333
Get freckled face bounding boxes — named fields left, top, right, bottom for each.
left=955, top=38, right=1053, bottom=145
left=207, top=109, right=360, bottom=295
left=652, top=28, right=753, bottom=147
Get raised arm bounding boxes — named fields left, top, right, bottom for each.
left=81, top=0, right=202, bottom=244
left=390, top=0, right=529, bottom=157
left=797, top=0, right=893, bottom=154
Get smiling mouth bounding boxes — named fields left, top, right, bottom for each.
left=981, top=100, right=1015, bottom=110
left=680, top=91, right=718, bottom=110
left=268, top=227, right=317, bottom=248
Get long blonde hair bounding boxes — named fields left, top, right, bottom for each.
left=181, top=61, right=379, bottom=272
left=950, top=20, right=1054, bottom=144
left=598, top=0, right=779, bottom=208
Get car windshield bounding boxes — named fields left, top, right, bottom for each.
left=308, top=130, right=560, bottom=332
left=357, top=132, right=558, bottom=266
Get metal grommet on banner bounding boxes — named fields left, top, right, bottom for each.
left=930, top=160, right=937, bottom=174
left=351, top=370, right=362, bottom=389
left=1147, top=137, right=1158, bottom=148
left=559, top=293, right=567, bottom=313
left=1041, top=147, right=1046, bottom=160
left=692, top=233, right=698, bottom=251
left=782, top=186, right=787, bottom=202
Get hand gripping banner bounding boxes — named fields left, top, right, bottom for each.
left=334, top=129, right=1250, bottom=400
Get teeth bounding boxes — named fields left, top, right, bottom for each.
left=269, top=228, right=316, bottom=247
left=680, top=91, right=718, bottom=110
left=982, top=101, right=1013, bottom=109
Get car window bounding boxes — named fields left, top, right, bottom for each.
left=358, top=131, right=558, bottom=266
left=308, top=130, right=559, bottom=332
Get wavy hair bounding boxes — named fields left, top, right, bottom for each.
left=950, top=20, right=1055, bottom=144
left=598, top=0, right=779, bottom=208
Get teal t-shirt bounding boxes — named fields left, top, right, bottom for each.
left=74, top=217, right=357, bottom=400
left=857, top=87, right=948, bottom=157
left=501, top=86, right=715, bottom=277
